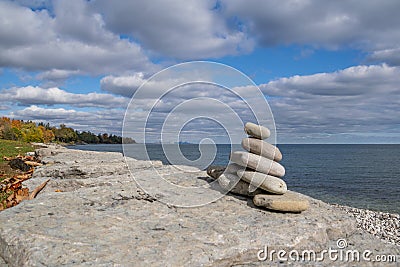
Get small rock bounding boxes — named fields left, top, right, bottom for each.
left=8, top=159, right=30, bottom=172
left=253, top=191, right=310, bottom=212
left=237, top=169, right=287, bottom=194
left=244, top=122, right=271, bottom=139
left=206, top=165, right=226, bottom=179
left=241, top=138, right=282, bottom=162
left=230, top=151, right=285, bottom=177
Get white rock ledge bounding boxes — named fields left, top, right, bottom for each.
left=0, top=144, right=398, bottom=266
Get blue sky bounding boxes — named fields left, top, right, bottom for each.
left=1, top=0, right=400, bottom=143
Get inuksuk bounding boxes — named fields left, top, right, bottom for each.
left=207, top=122, right=309, bottom=213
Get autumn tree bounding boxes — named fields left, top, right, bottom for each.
left=0, top=117, right=19, bottom=140
left=11, top=119, right=22, bottom=130
left=38, top=125, right=55, bottom=143
left=20, top=122, right=43, bottom=142
left=0, top=117, right=135, bottom=144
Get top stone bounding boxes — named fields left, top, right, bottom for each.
left=244, top=122, right=271, bottom=139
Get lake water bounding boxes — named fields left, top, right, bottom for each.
left=68, top=143, right=400, bottom=214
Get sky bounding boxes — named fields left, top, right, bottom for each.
left=1, top=0, right=400, bottom=144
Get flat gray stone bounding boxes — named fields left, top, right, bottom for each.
left=237, top=170, right=287, bottom=194
left=0, top=145, right=399, bottom=266
left=230, top=151, right=285, bottom=177
left=241, top=138, right=282, bottom=162
left=244, top=122, right=271, bottom=139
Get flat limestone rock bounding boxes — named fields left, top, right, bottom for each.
left=1, top=145, right=399, bottom=266
left=237, top=170, right=287, bottom=194
left=244, top=122, right=271, bottom=139
left=218, top=173, right=265, bottom=196
left=230, top=151, right=285, bottom=177
left=253, top=191, right=310, bottom=212
left=241, top=138, right=282, bottom=162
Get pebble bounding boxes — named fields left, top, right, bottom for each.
left=244, top=122, right=271, bottom=139
left=241, top=138, right=282, bottom=162
left=230, top=151, right=285, bottom=177
left=237, top=169, right=287, bottom=194
left=253, top=191, right=310, bottom=212
left=206, top=165, right=225, bottom=179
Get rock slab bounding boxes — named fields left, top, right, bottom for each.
left=0, top=145, right=399, bottom=266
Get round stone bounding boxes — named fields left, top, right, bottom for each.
left=237, top=169, right=287, bottom=194
left=244, top=122, right=271, bottom=139
left=253, top=191, right=310, bottom=212
left=230, top=151, right=285, bottom=177
left=241, top=138, right=282, bottom=162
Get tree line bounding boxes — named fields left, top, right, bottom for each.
left=0, top=117, right=136, bottom=144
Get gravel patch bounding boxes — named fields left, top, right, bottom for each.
left=333, top=204, right=400, bottom=246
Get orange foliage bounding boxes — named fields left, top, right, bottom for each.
left=38, top=126, right=55, bottom=143
left=11, top=119, right=22, bottom=130
left=1, top=117, right=11, bottom=124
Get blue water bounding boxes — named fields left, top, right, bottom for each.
left=68, top=144, right=400, bottom=214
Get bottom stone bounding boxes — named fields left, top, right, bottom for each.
left=253, top=191, right=310, bottom=212
left=218, top=173, right=265, bottom=196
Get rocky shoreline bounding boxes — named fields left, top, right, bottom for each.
left=0, top=144, right=399, bottom=266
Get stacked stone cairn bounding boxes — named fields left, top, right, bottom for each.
left=207, top=122, right=309, bottom=213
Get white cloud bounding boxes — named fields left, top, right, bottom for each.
left=92, top=0, right=254, bottom=59
left=12, top=105, right=81, bottom=119
left=0, top=0, right=156, bottom=77
left=36, top=69, right=81, bottom=81
left=259, top=64, right=400, bottom=143
left=100, top=73, right=147, bottom=97
left=368, top=47, right=400, bottom=66
left=10, top=105, right=125, bottom=134
left=263, top=64, right=400, bottom=97
left=1, top=86, right=128, bottom=108
left=123, top=82, right=272, bottom=143
left=221, top=0, right=400, bottom=53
